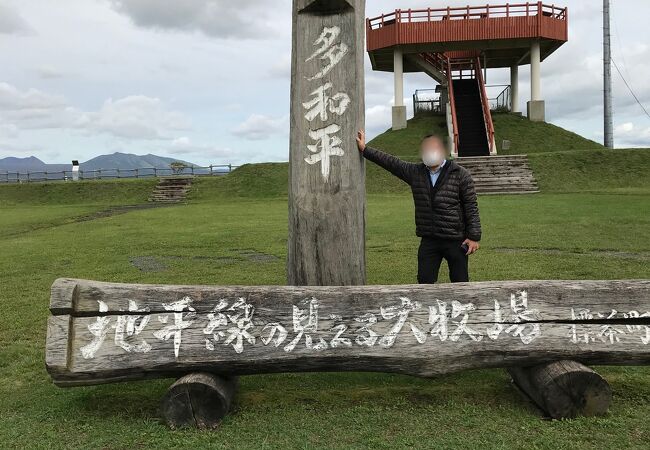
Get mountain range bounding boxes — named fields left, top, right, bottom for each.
left=0, top=153, right=197, bottom=173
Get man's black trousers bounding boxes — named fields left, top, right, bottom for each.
left=417, top=236, right=469, bottom=283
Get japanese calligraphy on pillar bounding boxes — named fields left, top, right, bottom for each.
left=288, top=0, right=366, bottom=286
left=302, top=27, right=350, bottom=180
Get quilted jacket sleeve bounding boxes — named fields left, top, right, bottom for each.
left=362, top=146, right=417, bottom=185
left=459, top=170, right=482, bottom=241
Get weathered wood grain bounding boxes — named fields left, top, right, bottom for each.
left=508, top=361, right=612, bottom=419
left=161, top=373, right=238, bottom=429
left=46, top=278, right=650, bottom=387
left=287, top=0, right=366, bottom=286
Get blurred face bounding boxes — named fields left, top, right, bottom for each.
left=420, top=137, right=445, bottom=167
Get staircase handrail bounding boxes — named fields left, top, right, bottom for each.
left=474, top=56, right=496, bottom=153
left=419, top=52, right=448, bottom=76
left=446, top=58, right=460, bottom=153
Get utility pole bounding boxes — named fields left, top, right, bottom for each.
left=603, top=0, right=614, bottom=148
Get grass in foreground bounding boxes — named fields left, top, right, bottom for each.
left=1, top=189, right=649, bottom=449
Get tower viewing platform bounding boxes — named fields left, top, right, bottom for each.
left=366, top=3, right=568, bottom=70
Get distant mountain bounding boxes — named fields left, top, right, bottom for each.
left=0, top=156, right=67, bottom=172
left=81, top=153, right=196, bottom=170
left=0, top=153, right=197, bottom=173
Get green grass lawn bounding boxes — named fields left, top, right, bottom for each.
left=1, top=115, right=648, bottom=449
left=1, top=186, right=649, bottom=449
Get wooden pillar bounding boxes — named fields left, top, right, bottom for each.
left=508, top=360, right=612, bottom=419
left=288, top=0, right=366, bottom=286
left=161, top=373, right=238, bottom=429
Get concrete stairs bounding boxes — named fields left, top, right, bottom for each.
left=148, top=176, right=193, bottom=203
left=454, top=155, right=539, bottom=194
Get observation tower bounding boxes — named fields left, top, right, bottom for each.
left=366, top=2, right=568, bottom=157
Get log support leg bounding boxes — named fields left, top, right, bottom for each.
left=161, top=372, right=238, bottom=429
left=508, top=360, right=611, bottom=419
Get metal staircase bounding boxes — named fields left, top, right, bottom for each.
left=417, top=52, right=496, bottom=157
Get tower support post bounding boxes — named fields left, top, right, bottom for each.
left=392, top=47, right=407, bottom=130
left=510, top=64, right=520, bottom=113
left=527, top=40, right=545, bottom=122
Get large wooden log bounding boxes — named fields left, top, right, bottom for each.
left=46, top=278, right=650, bottom=387
left=508, top=361, right=612, bottom=419
left=161, top=373, right=238, bottom=429
left=287, top=0, right=366, bottom=286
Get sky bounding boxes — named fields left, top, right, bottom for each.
left=0, top=0, right=649, bottom=166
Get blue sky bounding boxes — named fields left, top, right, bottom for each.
left=0, top=0, right=648, bottom=165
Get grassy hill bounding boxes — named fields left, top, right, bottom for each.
left=366, top=113, right=604, bottom=158
left=0, top=178, right=156, bottom=206
left=188, top=114, right=647, bottom=199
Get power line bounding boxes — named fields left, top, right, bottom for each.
left=610, top=0, right=631, bottom=81
left=611, top=58, right=650, bottom=120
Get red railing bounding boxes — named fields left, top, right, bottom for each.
left=419, top=52, right=448, bottom=77
left=474, top=57, right=496, bottom=154
left=368, top=3, right=567, bottom=29
left=446, top=58, right=459, bottom=153
left=366, top=2, right=568, bottom=52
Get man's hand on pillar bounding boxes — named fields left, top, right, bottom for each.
left=356, top=129, right=366, bottom=152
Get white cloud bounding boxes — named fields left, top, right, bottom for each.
left=0, top=82, right=191, bottom=140
left=168, top=136, right=232, bottom=157
left=0, top=123, right=18, bottom=138
left=0, top=82, right=66, bottom=110
left=35, top=65, right=65, bottom=79
left=231, top=113, right=289, bottom=141
left=107, top=0, right=283, bottom=39
left=0, top=3, right=33, bottom=35
left=0, top=82, right=75, bottom=130
left=81, top=95, right=190, bottom=140
left=614, top=122, right=650, bottom=147
left=268, top=54, right=291, bottom=79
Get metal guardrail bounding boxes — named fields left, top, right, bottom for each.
left=413, top=88, right=442, bottom=116
left=0, top=164, right=239, bottom=184
left=488, top=85, right=512, bottom=111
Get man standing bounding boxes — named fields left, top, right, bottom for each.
left=356, top=130, right=481, bottom=283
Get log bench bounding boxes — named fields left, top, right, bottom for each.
left=46, top=278, right=650, bottom=427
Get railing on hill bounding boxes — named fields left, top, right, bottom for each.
left=413, top=89, right=442, bottom=116
left=488, top=85, right=512, bottom=111
left=0, top=164, right=239, bottom=184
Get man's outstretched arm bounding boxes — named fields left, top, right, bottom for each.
left=356, top=130, right=416, bottom=184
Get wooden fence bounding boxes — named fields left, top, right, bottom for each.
left=0, top=164, right=239, bottom=184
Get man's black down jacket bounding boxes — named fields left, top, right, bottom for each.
left=363, top=146, right=482, bottom=242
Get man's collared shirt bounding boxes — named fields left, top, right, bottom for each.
left=428, top=158, right=447, bottom=188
